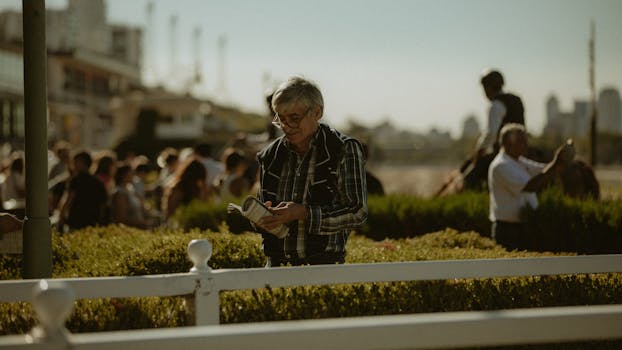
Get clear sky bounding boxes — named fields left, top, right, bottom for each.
left=2, top=0, right=621, bottom=137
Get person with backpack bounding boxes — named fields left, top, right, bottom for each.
left=463, top=69, right=525, bottom=190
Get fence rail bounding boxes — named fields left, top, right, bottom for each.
left=1, top=302, right=621, bottom=350
left=1, top=239, right=622, bottom=349
left=4, top=254, right=622, bottom=303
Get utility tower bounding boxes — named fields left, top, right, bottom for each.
left=216, top=34, right=228, bottom=101
left=185, top=26, right=202, bottom=94
left=144, top=1, right=156, bottom=85
left=589, top=20, right=597, bottom=166
left=169, top=14, right=178, bottom=88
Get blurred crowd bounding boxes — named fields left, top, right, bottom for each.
left=0, top=133, right=265, bottom=232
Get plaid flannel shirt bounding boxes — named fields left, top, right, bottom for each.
left=258, top=124, right=368, bottom=258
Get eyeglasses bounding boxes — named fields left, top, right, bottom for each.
left=271, top=107, right=311, bottom=129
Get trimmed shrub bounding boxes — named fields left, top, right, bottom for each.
left=521, top=188, right=622, bottom=253
left=172, top=190, right=621, bottom=253
left=362, top=192, right=490, bottom=240
left=124, top=229, right=264, bottom=275
left=173, top=193, right=491, bottom=239
left=2, top=227, right=621, bottom=344
left=220, top=274, right=622, bottom=324
left=173, top=200, right=252, bottom=233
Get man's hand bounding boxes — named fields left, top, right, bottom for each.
left=524, top=139, right=575, bottom=193
left=258, top=201, right=307, bottom=231
left=551, top=139, right=575, bottom=171
left=476, top=147, right=488, bottom=159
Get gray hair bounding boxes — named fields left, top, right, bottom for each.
left=499, top=123, right=526, bottom=147
left=271, top=76, right=324, bottom=116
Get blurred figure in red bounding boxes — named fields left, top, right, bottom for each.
left=162, top=157, right=210, bottom=222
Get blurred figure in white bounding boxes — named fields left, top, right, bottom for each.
left=110, top=163, right=152, bottom=229
left=1, top=152, right=25, bottom=209
left=193, top=142, right=223, bottom=193
left=213, top=148, right=249, bottom=201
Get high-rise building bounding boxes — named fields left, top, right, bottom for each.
left=111, top=25, right=143, bottom=69
left=0, top=10, right=21, bottom=44
left=572, top=101, right=591, bottom=137
left=461, top=114, right=480, bottom=140
left=598, top=87, right=621, bottom=134
left=542, top=96, right=591, bottom=139
left=66, top=0, right=110, bottom=54
left=0, top=1, right=139, bottom=66
left=546, top=94, right=559, bottom=125
left=0, top=1, right=142, bottom=149
left=542, top=94, right=562, bottom=137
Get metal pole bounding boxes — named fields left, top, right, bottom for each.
left=22, top=0, right=52, bottom=278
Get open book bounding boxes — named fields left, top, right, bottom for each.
left=228, top=196, right=289, bottom=239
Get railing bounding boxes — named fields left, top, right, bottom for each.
left=1, top=239, right=622, bottom=349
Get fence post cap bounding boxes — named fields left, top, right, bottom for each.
left=188, top=239, right=212, bottom=272
left=30, top=279, right=74, bottom=341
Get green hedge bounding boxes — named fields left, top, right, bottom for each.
left=172, top=193, right=491, bottom=238
left=174, top=190, right=622, bottom=253
left=2, top=226, right=621, bottom=347
left=173, top=200, right=253, bottom=233
left=1, top=226, right=263, bottom=335
left=521, top=189, right=622, bottom=253
left=361, top=192, right=490, bottom=240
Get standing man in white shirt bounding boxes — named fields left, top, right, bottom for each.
left=193, top=142, right=224, bottom=192
left=464, top=69, right=525, bottom=190
left=488, top=123, right=574, bottom=250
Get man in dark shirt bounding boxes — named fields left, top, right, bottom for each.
left=464, top=69, right=525, bottom=191
left=256, top=76, right=368, bottom=266
left=59, top=151, right=108, bottom=231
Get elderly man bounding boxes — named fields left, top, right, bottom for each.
left=256, top=76, right=368, bottom=266
left=488, top=123, right=574, bottom=250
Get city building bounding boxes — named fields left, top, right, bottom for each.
left=0, top=0, right=142, bottom=150
left=461, top=114, right=480, bottom=140
left=543, top=88, right=622, bottom=139
left=598, top=87, right=621, bottom=134
left=46, top=47, right=142, bottom=147
left=546, top=94, right=559, bottom=126
left=542, top=94, right=591, bottom=139
left=0, top=43, right=23, bottom=149
left=109, top=87, right=235, bottom=148
left=571, top=100, right=591, bottom=137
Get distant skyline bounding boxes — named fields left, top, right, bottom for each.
left=1, top=0, right=621, bottom=137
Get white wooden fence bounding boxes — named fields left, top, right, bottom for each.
left=1, top=239, right=622, bottom=349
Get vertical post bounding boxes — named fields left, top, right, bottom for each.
left=187, top=239, right=220, bottom=325
left=589, top=19, right=597, bottom=166
left=22, top=0, right=52, bottom=278
left=30, top=280, right=74, bottom=345
left=194, top=276, right=220, bottom=326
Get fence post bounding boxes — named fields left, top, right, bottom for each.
left=186, top=239, right=220, bottom=326
left=27, top=280, right=74, bottom=348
